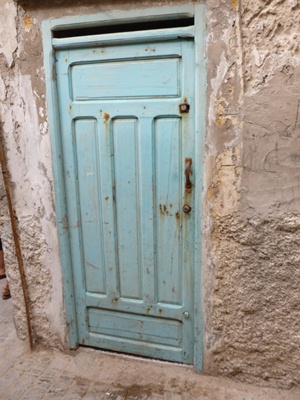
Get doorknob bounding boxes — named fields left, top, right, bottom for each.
left=185, top=157, right=192, bottom=189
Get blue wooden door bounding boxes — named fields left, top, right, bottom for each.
left=56, top=38, right=195, bottom=363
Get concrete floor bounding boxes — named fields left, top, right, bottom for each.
left=1, top=280, right=300, bottom=399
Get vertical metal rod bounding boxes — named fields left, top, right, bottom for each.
left=0, top=124, right=34, bottom=350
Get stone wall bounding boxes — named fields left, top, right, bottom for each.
left=0, top=0, right=299, bottom=389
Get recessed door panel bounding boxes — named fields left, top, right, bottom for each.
left=154, top=117, right=182, bottom=305
left=113, top=118, right=141, bottom=300
left=71, top=58, right=180, bottom=100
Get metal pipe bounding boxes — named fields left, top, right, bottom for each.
left=0, top=122, right=34, bottom=350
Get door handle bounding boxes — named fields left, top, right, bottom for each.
left=185, top=157, right=192, bottom=189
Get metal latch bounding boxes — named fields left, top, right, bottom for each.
left=179, top=103, right=190, bottom=113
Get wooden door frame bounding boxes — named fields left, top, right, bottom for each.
left=42, top=3, right=206, bottom=371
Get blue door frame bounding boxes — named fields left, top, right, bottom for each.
left=42, top=4, right=206, bottom=371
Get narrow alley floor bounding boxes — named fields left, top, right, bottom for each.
left=1, top=281, right=300, bottom=400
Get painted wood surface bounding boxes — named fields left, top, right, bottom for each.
left=52, top=26, right=195, bottom=49
left=56, top=38, right=195, bottom=363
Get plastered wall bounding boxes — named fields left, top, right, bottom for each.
left=204, top=0, right=300, bottom=389
left=0, top=0, right=299, bottom=389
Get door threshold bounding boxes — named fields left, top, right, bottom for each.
left=76, top=345, right=195, bottom=370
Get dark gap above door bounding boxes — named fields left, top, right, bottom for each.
left=53, top=17, right=194, bottom=39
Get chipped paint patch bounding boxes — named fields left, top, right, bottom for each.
left=215, top=98, right=227, bottom=127
left=209, top=52, right=230, bottom=130
left=231, top=0, right=238, bottom=10
left=103, top=113, right=110, bottom=123
left=39, top=107, right=44, bottom=118
left=24, top=16, right=33, bottom=29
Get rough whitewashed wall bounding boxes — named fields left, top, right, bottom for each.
left=0, top=0, right=63, bottom=347
left=0, top=0, right=299, bottom=389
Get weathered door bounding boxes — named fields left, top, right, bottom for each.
left=56, top=38, right=195, bottom=363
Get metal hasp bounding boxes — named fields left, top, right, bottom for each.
left=184, top=158, right=192, bottom=213
left=185, top=157, right=192, bottom=189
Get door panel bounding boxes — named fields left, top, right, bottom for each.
left=75, top=118, right=106, bottom=295
left=71, top=58, right=180, bottom=99
left=154, top=117, right=182, bottom=305
left=56, top=39, right=195, bottom=363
